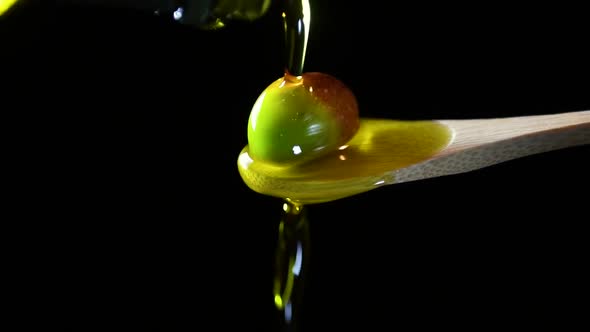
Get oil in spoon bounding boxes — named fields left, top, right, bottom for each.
left=239, top=119, right=453, bottom=204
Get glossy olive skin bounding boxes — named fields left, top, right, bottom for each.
left=247, top=72, right=359, bottom=165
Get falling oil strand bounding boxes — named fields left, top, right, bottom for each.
left=271, top=1, right=312, bottom=331
left=274, top=199, right=310, bottom=332
left=283, top=0, right=311, bottom=77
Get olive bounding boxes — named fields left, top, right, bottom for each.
left=247, top=72, right=360, bottom=165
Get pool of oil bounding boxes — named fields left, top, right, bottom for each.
left=238, top=118, right=453, bottom=204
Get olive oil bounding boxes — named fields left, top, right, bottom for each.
left=283, top=0, right=310, bottom=76
left=239, top=119, right=453, bottom=204
left=0, top=0, right=18, bottom=16
left=271, top=1, right=312, bottom=330
left=273, top=200, right=309, bottom=331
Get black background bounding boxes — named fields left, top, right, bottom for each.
left=2, top=1, right=589, bottom=331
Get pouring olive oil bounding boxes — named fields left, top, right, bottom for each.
left=238, top=0, right=453, bottom=330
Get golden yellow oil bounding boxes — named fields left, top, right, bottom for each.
left=238, top=118, right=453, bottom=204
left=283, top=0, right=310, bottom=76
left=273, top=200, right=309, bottom=330
left=0, top=0, right=18, bottom=17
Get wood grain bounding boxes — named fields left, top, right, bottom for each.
left=395, top=111, right=590, bottom=183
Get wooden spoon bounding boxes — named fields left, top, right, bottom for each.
left=237, top=110, right=590, bottom=204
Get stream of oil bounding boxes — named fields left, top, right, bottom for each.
left=283, top=0, right=310, bottom=77
left=273, top=1, right=311, bottom=330
left=269, top=1, right=449, bottom=330
left=273, top=200, right=309, bottom=332
left=263, top=0, right=450, bottom=330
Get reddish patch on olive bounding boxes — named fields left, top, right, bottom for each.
left=299, top=72, right=360, bottom=145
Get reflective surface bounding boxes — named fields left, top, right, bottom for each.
left=240, top=119, right=452, bottom=204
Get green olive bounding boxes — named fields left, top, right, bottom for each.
left=247, top=72, right=360, bottom=165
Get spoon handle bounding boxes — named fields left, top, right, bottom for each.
left=395, top=111, right=590, bottom=183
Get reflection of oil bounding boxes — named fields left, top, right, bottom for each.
left=0, top=0, right=18, bottom=16
left=238, top=118, right=453, bottom=204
